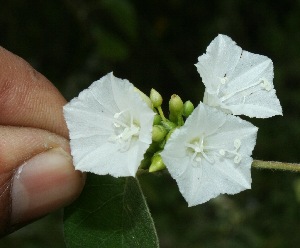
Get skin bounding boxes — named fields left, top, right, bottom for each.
left=0, top=47, right=85, bottom=236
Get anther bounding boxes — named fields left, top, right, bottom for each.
left=234, top=155, right=242, bottom=164
left=219, top=76, right=228, bottom=85
left=234, top=139, right=241, bottom=149
left=260, top=78, right=272, bottom=91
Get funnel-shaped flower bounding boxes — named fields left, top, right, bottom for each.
left=196, top=34, right=282, bottom=118
left=63, top=72, right=155, bottom=177
left=161, top=103, right=258, bottom=206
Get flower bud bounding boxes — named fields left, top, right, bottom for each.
left=153, top=114, right=162, bottom=125
left=169, top=112, right=177, bottom=123
left=169, top=94, right=183, bottom=115
left=149, top=153, right=166, bottom=172
left=161, top=120, right=177, bottom=131
left=150, top=88, right=163, bottom=107
left=183, top=100, right=194, bottom=117
left=152, top=125, right=167, bottom=142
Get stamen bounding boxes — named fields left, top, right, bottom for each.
left=109, top=109, right=140, bottom=152
left=234, top=154, right=242, bottom=164
left=220, top=78, right=269, bottom=103
left=260, top=78, right=272, bottom=91
left=219, top=149, right=225, bottom=156
left=191, top=152, right=201, bottom=167
left=114, top=110, right=126, bottom=119
left=201, top=152, right=214, bottom=164
left=234, top=139, right=241, bottom=149
left=219, top=76, right=228, bottom=85
left=219, top=139, right=242, bottom=164
left=242, top=95, right=246, bottom=104
left=208, top=76, right=229, bottom=96
left=114, top=122, right=121, bottom=128
left=186, top=137, right=214, bottom=166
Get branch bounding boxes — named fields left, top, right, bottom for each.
left=252, top=160, right=300, bottom=172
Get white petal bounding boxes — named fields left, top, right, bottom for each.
left=64, top=72, right=155, bottom=177
left=161, top=103, right=258, bottom=206
left=197, top=34, right=282, bottom=118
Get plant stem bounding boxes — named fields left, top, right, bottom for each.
left=252, top=160, right=300, bottom=172
left=138, top=160, right=300, bottom=176
left=157, top=106, right=167, bottom=122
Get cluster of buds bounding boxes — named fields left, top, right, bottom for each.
left=142, top=89, right=194, bottom=173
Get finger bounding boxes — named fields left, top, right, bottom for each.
left=0, top=126, right=85, bottom=236
left=0, top=47, right=68, bottom=138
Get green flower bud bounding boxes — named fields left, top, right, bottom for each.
left=183, top=100, right=194, bottom=117
left=169, top=112, right=177, bottom=123
left=152, top=125, right=167, bottom=142
left=153, top=114, right=162, bottom=125
left=149, top=153, right=166, bottom=172
left=150, top=88, right=163, bottom=107
left=161, top=120, right=177, bottom=131
left=169, top=94, right=183, bottom=115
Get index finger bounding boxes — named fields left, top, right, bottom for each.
left=0, top=47, right=68, bottom=138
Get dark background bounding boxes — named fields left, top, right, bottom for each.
left=1, top=0, right=300, bottom=247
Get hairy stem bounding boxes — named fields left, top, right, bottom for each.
left=252, top=160, right=300, bottom=172
left=138, top=160, right=300, bottom=176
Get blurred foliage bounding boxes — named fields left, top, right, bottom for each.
left=1, top=0, right=300, bottom=247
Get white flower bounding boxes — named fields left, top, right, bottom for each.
left=196, top=34, right=282, bottom=118
left=160, top=103, right=258, bottom=206
left=63, top=72, right=155, bottom=177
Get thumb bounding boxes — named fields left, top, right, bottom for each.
left=0, top=126, right=85, bottom=236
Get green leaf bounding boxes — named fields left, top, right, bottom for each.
left=63, top=174, right=159, bottom=248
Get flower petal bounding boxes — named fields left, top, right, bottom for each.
left=161, top=103, right=258, bottom=206
left=64, top=72, right=155, bottom=177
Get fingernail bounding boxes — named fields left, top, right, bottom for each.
left=11, top=147, right=83, bottom=226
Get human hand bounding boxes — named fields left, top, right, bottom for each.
left=0, top=47, right=85, bottom=236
